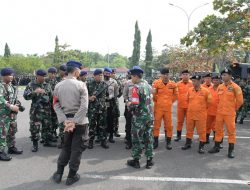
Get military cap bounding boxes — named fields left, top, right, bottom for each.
left=93, top=69, right=103, bottom=75
left=190, top=75, right=202, bottom=80
left=104, top=67, right=112, bottom=73
left=130, top=66, right=144, bottom=75
left=160, top=68, right=169, bottom=74
left=66, top=60, right=82, bottom=69
left=203, top=72, right=212, bottom=77
left=48, top=67, right=57, bottom=73
left=112, top=68, right=116, bottom=73
left=181, top=69, right=189, bottom=74
left=212, top=75, right=221, bottom=79
left=220, top=68, right=232, bottom=75
left=1, top=68, right=14, bottom=76
left=36, top=69, right=47, bottom=76
left=59, top=64, right=67, bottom=71
left=80, top=70, right=88, bottom=76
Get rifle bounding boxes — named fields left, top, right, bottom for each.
left=11, top=76, right=25, bottom=112
left=93, top=81, right=115, bottom=99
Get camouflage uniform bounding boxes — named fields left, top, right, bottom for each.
left=129, top=80, right=154, bottom=160
left=87, top=79, right=107, bottom=142
left=23, top=80, right=53, bottom=144
left=0, top=82, right=15, bottom=152
left=239, top=82, right=250, bottom=123
left=45, top=78, right=59, bottom=137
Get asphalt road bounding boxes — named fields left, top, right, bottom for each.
left=1, top=93, right=250, bottom=190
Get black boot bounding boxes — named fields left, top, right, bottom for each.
left=114, top=131, right=121, bottom=137
left=198, top=141, right=205, bottom=154
left=127, top=159, right=140, bottom=169
left=43, top=141, right=57, bottom=147
left=219, top=138, right=223, bottom=149
left=8, top=146, right=23, bottom=154
left=88, top=140, right=94, bottom=149
left=228, top=143, right=235, bottom=158
left=101, top=140, right=109, bottom=149
left=146, top=157, right=154, bottom=169
left=174, top=131, right=182, bottom=142
left=239, top=118, right=244, bottom=124
left=108, top=133, right=115, bottom=143
left=208, top=141, right=220, bottom=153
left=182, top=138, right=192, bottom=150
left=52, top=165, right=64, bottom=184
left=153, top=137, right=158, bottom=149
left=166, top=137, right=172, bottom=150
left=213, top=131, right=215, bottom=141
left=32, top=141, right=38, bottom=152
left=66, top=169, right=80, bottom=186
left=205, top=133, right=210, bottom=144
left=0, top=151, right=12, bottom=161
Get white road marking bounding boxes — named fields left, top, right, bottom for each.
left=82, top=174, right=249, bottom=185
left=118, top=133, right=250, bottom=139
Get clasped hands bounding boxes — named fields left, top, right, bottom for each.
left=64, top=120, right=76, bottom=133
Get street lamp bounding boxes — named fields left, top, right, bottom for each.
left=169, top=2, right=209, bottom=32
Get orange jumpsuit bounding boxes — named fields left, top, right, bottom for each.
left=214, top=81, right=243, bottom=144
left=206, top=85, right=219, bottom=134
left=186, top=87, right=212, bottom=142
left=202, top=83, right=213, bottom=89
left=153, top=79, right=178, bottom=138
left=176, top=80, right=193, bottom=132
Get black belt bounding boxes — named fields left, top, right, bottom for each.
left=65, top=113, right=75, bottom=118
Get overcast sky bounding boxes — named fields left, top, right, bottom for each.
left=0, top=0, right=215, bottom=57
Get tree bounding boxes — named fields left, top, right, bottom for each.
left=53, top=35, right=60, bottom=64
left=181, top=0, right=250, bottom=60
left=145, top=30, right=153, bottom=77
left=4, top=43, right=11, bottom=58
left=130, top=21, right=141, bottom=67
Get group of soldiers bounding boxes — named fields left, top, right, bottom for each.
left=0, top=60, right=249, bottom=185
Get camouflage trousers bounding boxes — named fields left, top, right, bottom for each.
left=131, top=116, right=154, bottom=160
left=113, top=99, right=120, bottom=132
left=0, top=114, right=17, bottom=151
left=29, top=108, right=52, bottom=142
left=89, top=111, right=107, bottom=141
left=237, top=100, right=250, bottom=120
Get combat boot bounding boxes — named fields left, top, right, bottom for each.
left=208, top=141, right=220, bottom=153
left=8, top=146, right=23, bottom=154
left=219, top=138, right=223, bottom=149
left=43, top=141, right=57, bottom=147
left=101, top=140, right=109, bottom=149
left=0, top=151, right=12, bottom=161
left=174, top=130, right=182, bottom=142
left=127, top=159, right=140, bottom=169
left=198, top=141, right=205, bottom=154
left=166, top=137, right=172, bottom=150
left=108, top=133, right=115, bottom=143
left=239, top=118, right=244, bottom=124
left=52, top=165, right=64, bottom=184
left=146, top=157, right=154, bottom=169
left=205, top=133, right=210, bottom=144
left=181, top=138, right=192, bottom=150
left=32, top=141, right=38, bottom=152
left=88, top=140, right=94, bottom=149
left=66, top=169, right=80, bottom=186
left=153, top=137, right=158, bottom=149
left=228, top=143, right=235, bottom=159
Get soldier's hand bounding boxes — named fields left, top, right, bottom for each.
left=89, top=96, right=96, bottom=101
left=11, top=105, right=19, bottom=112
left=35, top=88, right=45, bottom=94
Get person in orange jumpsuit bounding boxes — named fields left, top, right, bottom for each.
left=175, top=70, right=193, bottom=141
left=206, top=75, right=221, bottom=144
left=182, top=75, right=212, bottom=154
left=202, top=72, right=213, bottom=89
left=209, top=69, right=243, bottom=158
left=152, top=68, right=178, bottom=150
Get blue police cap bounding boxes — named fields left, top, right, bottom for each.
left=190, top=75, right=201, bottom=80
left=1, top=68, right=14, bottom=76
left=104, top=67, right=112, bottom=73
left=93, top=69, right=103, bottom=76
left=130, top=66, right=144, bottom=75
left=80, top=70, right=88, bottom=76
left=66, top=60, right=82, bottom=69
left=36, top=69, right=47, bottom=76
left=59, top=64, right=67, bottom=71
left=48, top=67, right=57, bottom=73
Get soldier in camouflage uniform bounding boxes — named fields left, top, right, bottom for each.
left=0, top=68, right=23, bottom=161
left=46, top=67, right=58, bottom=141
left=111, top=69, right=123, bottom=138
left=127, top=66, right=154, bottom=169
left=236, top=78, right=246, bottom=123
left=23, top=69, right=56, bottom=152
left=79, top=70, right=88, bottom=83
left=87, top=69, right=109, bottom=149
left=238, top=79, right=250, bottom=124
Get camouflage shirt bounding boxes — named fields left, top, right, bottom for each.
left=45, top=78, right=58, bottom=91
left=0, top=82, right=15, bottom=116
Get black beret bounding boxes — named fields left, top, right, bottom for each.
left=93, top=69, right=103, bottom=75
left=1, top=68, right=14, bottom=76
left=130, top=66, right=144, bottom=75
left=36, top=69, right=47, bottom=76
left=190, top=75, right=202, bottom=80
left=212, top=75, right=221, bottom=79
left=220, top=68, right=232, bottom=75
